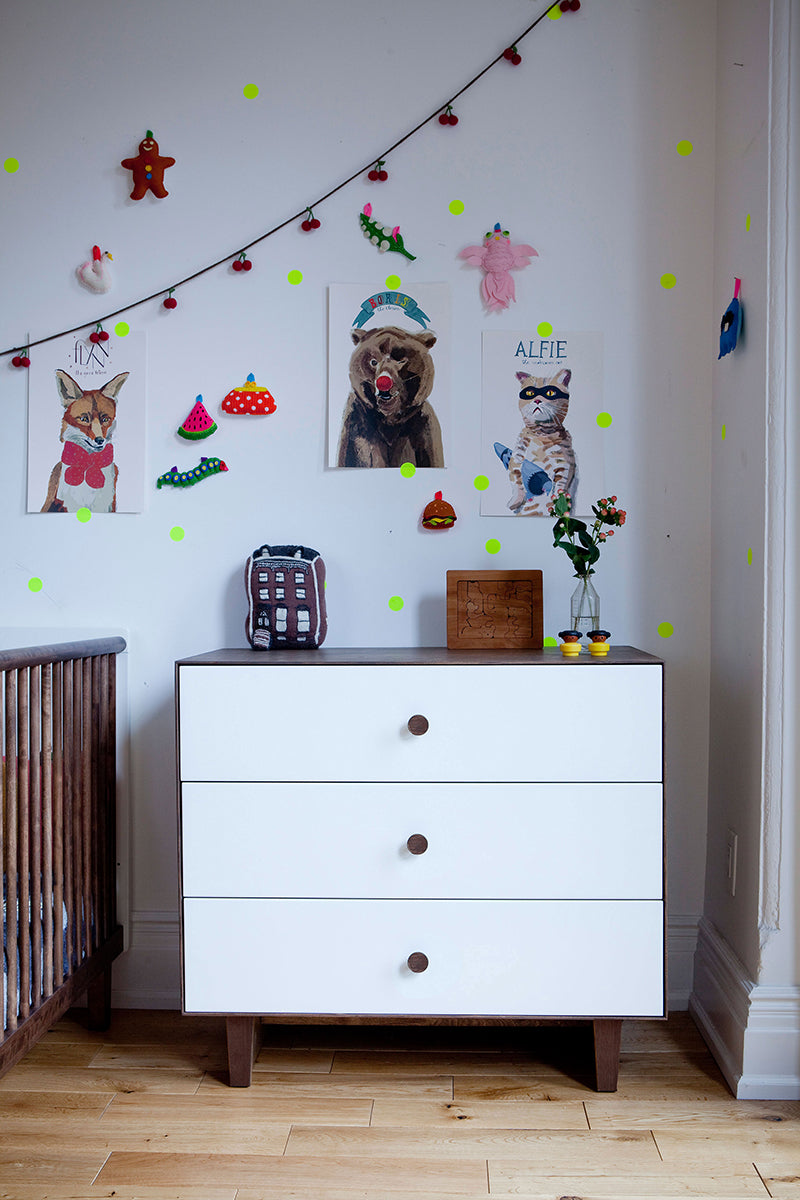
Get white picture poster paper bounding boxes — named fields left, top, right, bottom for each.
left=27, top=331, right=147, bottom=513
left=328, top=283, right=450, bottom=468
left=480, top=330, right=605, bottom=517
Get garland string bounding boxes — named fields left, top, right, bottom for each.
left=2, top=0, right=562, bottom=359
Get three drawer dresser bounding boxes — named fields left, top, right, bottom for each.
left=176, top=646, right=665, bottom=1089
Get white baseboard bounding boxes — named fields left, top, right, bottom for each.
left=690, top=916, right=800, bottom=1099
left=110, top=910, right=701, bottom=1014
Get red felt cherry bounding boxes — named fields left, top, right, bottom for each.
left=511, top=52, right=521, bottom=64
left=19, top=355, right=30, bottom=367
left=367, top=170, right=379, bottom=181
left=99, top=329, right=110, bottom=340
left=560, top=1, right=570, bottom=9
left=89, top=332, right=100, bottom=344
left=242, top=259, right=252, bottom=270
left=448, top=113, right=459, bottom=125
left=301, top=219, right=312, bottom=230
left=163, top=296, right=178, bottom=309
left=439, top=113, right=450, bottom=125
left=378, top=169, right=388, bottom=181
left=310, top=218, right=321, bottom=229
left=503, top=47, right=514, bottom=60
left=232, top=259, right=243, bottom=271
left=570, top=0, right=580, bottom=9
left=11, top=355, right=22, bottom=367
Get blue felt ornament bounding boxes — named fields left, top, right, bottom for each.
left=719, top=278, right=743, bottom=359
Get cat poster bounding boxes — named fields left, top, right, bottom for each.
left=327, top=283, right=450, bottom=469
left=27, top=330, right=147, bottom=513
left=480, top=330, right=605, bottom=517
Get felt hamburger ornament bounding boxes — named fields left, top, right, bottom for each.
left=221, top=373, right=277, bottom=416
left=421, top=491, right=457, bottom=529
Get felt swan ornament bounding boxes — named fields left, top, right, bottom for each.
left=459, top=223, right=537, bottom=312
left=76, top=245, right=113, bottom=293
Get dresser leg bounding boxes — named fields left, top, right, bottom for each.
left=593, top=1019, right=622, bottom=1091
left=226, top=1015, right=257, bottom=1087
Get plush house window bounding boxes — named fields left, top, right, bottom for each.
left=297, top=607, right=311, bottom=633
left=276, top=607, right=288, bottom=632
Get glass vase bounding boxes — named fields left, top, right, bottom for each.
left=570, top=574, right=600, bottom=634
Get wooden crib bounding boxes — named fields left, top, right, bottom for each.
left=1, top=637, right=125, bottom=1077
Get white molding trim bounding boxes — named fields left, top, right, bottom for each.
left=110, top=910, right=701, bottom=1013
left=690, top=917, right=800, bottom=1098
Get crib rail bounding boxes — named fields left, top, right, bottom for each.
left=2, top=637, right=125, bottom=1057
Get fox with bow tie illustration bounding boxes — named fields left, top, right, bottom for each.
left=41, top=370, right=129, bottom=512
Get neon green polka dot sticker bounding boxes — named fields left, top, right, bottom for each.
left=287, top=270, right=303, bottom=285
left=745, top=213, right=752, bottom=231
left=170, top=526, right=185, bottom=542
left=385, top=274, right=402, bottom=290
left=243, top=84, right=259, bottom=99
left=28, top=577, right=43, bottom=593
left=473, top=475, right=489, bottom=491
left=449, top=199, right=465, bottom=215
left=596, top=412, right=613, bottom=428
left=747, top=547, right=753, bottom=565
left=485, top=538, right=501, bottom=555
left=4, top=157, right=20, bottom=174
left=657, top=621, right=674, bottom=639
left=543, top=636, right=558, bottom=647
left=721, top=424, right=727, bottom=441
left=660, top=273, right=677, bottom=290
left=76, top=507, right=92, bottom=524
left=388, top=595, right=404, bottom=611
left=676, top=140, right=693, bottom=156
left=400, top=462, right=416, bottom=478
left=537, top=321, right=553, bottom=337
left=548, top=5, right=562, bottom=17
left=114, top=321, right=130, bottom=337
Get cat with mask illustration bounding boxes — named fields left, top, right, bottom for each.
left=494, top=367, right=577, bottom=516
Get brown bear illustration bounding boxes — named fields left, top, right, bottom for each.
left=337, top=325, right=444, bottom=468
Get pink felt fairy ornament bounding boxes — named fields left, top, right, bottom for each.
left=459, top=223, right=538, bottom=311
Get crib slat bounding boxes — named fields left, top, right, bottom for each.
left=107, top=653, right=118, bottom=934
left=5, top=671, right=19, bottom=1032
left=30, top=665, right=43, bottom=1008
left=18, top=668, right=31, bottom=1020
left=62, top=660, right=75, bottom=977
left=96, top=656, right=108, bottom=943
left=82, top=657, right=93, bottom=955
left=42, top=664, right=54, bottom=1000
left=52, top=661, right=64, bottom=986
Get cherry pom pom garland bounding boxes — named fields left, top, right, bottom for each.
left=1, top=0, right=576, bottom=361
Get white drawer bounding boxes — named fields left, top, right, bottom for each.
left=182, top=898, right=665, bottom=1017
left=178, top=664, right=662, bottom=783
left=181, top=781, right=663, bottom=900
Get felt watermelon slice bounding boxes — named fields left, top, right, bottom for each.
left=178, top=397, right=217, bottom=440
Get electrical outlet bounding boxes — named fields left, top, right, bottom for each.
left=726, top=829, right=738, bottom=897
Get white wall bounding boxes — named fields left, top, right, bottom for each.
left=0, top=0, right=716, bottom=1007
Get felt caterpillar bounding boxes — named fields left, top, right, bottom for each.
left=157, top=456, right=228, bottom=488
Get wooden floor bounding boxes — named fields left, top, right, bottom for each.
left=0, top=1010, right=798, bottom=1199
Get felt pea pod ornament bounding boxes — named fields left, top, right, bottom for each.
left=359, top=203, right=416, bottom=259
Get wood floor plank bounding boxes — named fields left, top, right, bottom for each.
left=330, top=1051, right=573, bottom=1077
left=370, top=1098, right=589, bottom=1129
left=0, top=1122, right=291, bottom=1156
left=0, top=1089, right=114, bottom=1116
left=0, top=1149, right=110, bottom=1185
left=16, top=1041, right=104, bottom=1067
left=46, top=1010, right=227, bottom=1045
left=0, top=1063, right=203, bottom=1093
left=486, top=1175, right=770, bottom=1197
left=102, top=1091, right=373, bottom=1126
left=454, top=1075, right=734, bottom=1102
left=94, top=1151, right=489, bottom=1192
left=586, top=1099, right=800, bottom=1129
left=283, top=1125, right=661, bottom=1165
left=489, top=1159, right=767, bottom=1186
left=654, top=1128, right=800, bottom=1168
left=254, top=1049, right=335, bottom=1073
left=0, top=1188, right=235, bottom=1200
left=757, top=1171, right=800, bottom=1197
left=197, top=1070, right=453, bottom=1098
left=89, top=1042, right=227, bottom=1071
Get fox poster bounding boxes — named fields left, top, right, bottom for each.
left=480, top=330, right=605, bottom=518
left=27, top=331, right=146, bottom=514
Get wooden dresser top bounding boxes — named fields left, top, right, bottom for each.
left=177, top=646, right=663, bottom=668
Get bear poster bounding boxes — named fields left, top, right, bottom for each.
left=480, top=330, right=605, bottom=517
left=327, top=283, right=450, bottom=468
left=27, top=330, right=147, bottom=513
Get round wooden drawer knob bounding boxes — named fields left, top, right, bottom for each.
left=406, top=834, right=429, bottom=855
left=407, top=714, right=429, bottom=736
left=407, top=952, right=429, bottom=973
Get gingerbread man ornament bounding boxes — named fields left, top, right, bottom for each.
left=121, top=130, right=175, bottom=200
